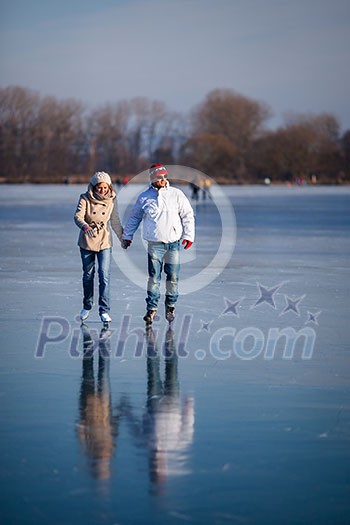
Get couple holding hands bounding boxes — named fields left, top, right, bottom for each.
left=74, top=164, right=195, bottom=325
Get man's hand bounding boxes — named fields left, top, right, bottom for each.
left=121, top=239, right=132, bottom=249
left=182, top=239, right=193, bottom=250
left=83, top=225, right=95, bottom=238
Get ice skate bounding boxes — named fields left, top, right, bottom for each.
left=80, top=308, right=90, bottom=322
left=165, top=306, right=175, bottom=323
left=100, top=312, right=112, bottom=325
left=143, top=310, right=157, bottom=325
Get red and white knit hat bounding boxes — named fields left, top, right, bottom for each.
left=149, top=164, right=168, bottom=181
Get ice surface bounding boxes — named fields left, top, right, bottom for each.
left=0, top=184, right=350, bottom=524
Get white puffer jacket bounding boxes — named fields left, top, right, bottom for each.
left=123, top=183, right=195, bottom=243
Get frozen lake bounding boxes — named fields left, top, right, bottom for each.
left=1, top=183, right=350, bottom=524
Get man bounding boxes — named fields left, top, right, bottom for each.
left=122, top=164, right=195, bottom=324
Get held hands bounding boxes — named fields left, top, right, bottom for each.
left=182, top=239, right=193, bottom=250
left=82, top=225, right=95, bottom=238
left=121, top=239, right=132, bottom=249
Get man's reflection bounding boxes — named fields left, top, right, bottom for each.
left=121, top=327, right=195, bottom=490
left=76, top=324, right=118, bottom=481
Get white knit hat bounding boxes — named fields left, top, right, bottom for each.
left=90, top=171, right=112, bottom=186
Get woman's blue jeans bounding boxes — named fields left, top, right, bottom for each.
left=146, top=241, right=180, bottom=311
left=80, top=248, right=111, bottom=315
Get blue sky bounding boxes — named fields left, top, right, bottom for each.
left=1, top=0, right=350, bottom=130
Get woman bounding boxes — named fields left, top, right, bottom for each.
left=74, top=171, right=123, bottom=323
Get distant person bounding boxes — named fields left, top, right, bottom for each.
left=202, top=176, right=212, bottom=200
left=199, top=175, right=205, bottom=199
left=190, top=174, right=202, bottom=202
left=190, top=181, right=200, bottom=201
left=74, top=171, right=123, bottom=323
left=122, top=164, right=195, bottom=324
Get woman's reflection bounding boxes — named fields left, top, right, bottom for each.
left=121, top=327, right=195, bottom=489
left=76, top=324, right=119, bottom=481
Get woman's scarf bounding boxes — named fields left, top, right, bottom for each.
left=92, top=187, right=114, bottom=201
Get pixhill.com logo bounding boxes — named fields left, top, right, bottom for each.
left=35, top=281, right=321, bottom=361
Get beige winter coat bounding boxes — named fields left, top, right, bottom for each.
left=74, top=185, right=123, bottom=252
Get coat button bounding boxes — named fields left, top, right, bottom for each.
left=102, top=212, right=105, bottom=215
left=93, top=212, right=96, bottom=214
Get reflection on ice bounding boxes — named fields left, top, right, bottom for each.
left=75, top=324, right=194, bottom=491
left=120, top=327, right=194, bottom=489
left=76, top=325, right=118, bottom=481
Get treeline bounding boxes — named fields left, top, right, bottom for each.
left=1, top=85, right=349, bottom=184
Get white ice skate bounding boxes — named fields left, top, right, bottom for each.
left=80, top=309, right=90, bottom=322
left=100, top=312, right=112, bottom=323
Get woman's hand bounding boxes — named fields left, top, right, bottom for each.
left=121, top=239, right=132, bottom=249
left=83, top=225, right=95, bottom=238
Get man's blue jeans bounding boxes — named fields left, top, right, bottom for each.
left=146, top=241, right=180, bottom=311
left=80, top=248, right=111, bottom=315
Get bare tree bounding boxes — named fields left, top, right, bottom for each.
left=1, top=85, right=346, bottom=184
left=187, top=88, right=271, bottom=180
left=126, top=97, right=177, bottom=171
left=86, top=97, right=179, bottom=176
left=0, top=86, right=41, bottom=181
left=284, top=113, right=341, bottom=181
left=87, top=101, right=130, bottom=176
left=34, top=96, right=84, bottom=180
left=340, top=130, right=350, bottom=182
left=251, top=112, right=342, bottom=183
left=180, top=133, right=237, bottom=180
left=0, top=86, right=84, bottom=181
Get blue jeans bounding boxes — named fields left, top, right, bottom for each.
left=146, top=241, right=180, bottom=311
left=80, top=248, right=111, bottom=315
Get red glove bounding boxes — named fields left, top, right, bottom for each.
left=82, top=225, right=95, bottom=238
left=182, top=239, right=193, bottom=250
